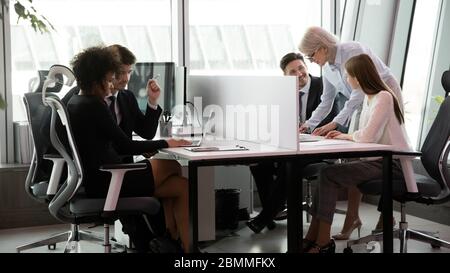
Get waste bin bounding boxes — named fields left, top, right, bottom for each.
left=215, top=189, right=241, bottom=230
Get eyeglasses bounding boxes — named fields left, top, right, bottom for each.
left=306, top=49, right=318, bottom=62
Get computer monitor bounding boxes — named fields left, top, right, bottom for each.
left=128, top=62, right=184, bottom=114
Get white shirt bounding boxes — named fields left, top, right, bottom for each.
left=352, top=91, right=417, bottom=192
left=105, top=90, right=159, bottom=125
left=105, top=92, right=121, bottom=125
left=299, top=76, right=311, bottom=124
left=305, top=42, right=401, bottom=129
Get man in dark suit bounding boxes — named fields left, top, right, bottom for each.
left=246, top=53, right=338, bottom=234
left=62, top=44, right=166, bottom=252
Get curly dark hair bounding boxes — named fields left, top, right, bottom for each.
left=70, top=46, right=120, bottom=94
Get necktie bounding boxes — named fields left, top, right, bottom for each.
left=108, top=96, right=118, bottom=124
left=299, top=91, right=305, bottom=124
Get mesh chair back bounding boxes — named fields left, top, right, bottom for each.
left=420, top=96, right=450, bottom=192
left=23, top=93, right=55, bottom=201
left=46, top=94, right=85, bottom=223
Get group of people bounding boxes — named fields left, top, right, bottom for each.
left=247, top=26, right=414, bottom=253
left=62, top=25, right=414, bottom=254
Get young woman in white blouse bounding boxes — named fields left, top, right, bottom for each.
left=303, top=54, right=415, bottom=253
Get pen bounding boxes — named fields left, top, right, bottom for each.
left=162, top=110, right=172, bottom=122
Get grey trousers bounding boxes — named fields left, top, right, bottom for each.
left=310, top=159, right=403, bottom=224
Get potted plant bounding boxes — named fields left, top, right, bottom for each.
left=1, top=0, right=53, bottom=110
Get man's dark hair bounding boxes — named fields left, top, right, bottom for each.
left=71, top=46, right=120, bottom=93
left=279, top=52, right=305, bottom=72
left=108, top=44, right=136, bottom=65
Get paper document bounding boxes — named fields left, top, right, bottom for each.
left=185, top=145, right=248, bottom=152
left=300, top=139, right=354, bottom=146
left=299, top=133, right=325, bottom=142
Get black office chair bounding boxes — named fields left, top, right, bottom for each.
left=19, top=65, right=161, bottom=253
left=16, top=72, right=69, bottom=252
left=345, top=95, right=450, bottom=253
left=300, top=162, right=346, bottom=223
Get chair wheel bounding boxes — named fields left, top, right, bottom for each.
left=48, top=244, right=56, bottom=250
left=343, top=247, right=353, bottom=253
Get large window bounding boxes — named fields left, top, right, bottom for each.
left=9, top=0, right=172, bottom=122
left=189, top=0, right=322, bottom=76
left=402, top=0, right=441, bottom=149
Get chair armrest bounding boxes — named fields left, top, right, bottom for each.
left=43, top=154, right=65, bottom=196
left=99, top=163, right=148, bottom=212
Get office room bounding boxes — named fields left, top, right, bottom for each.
left=1, top=0, right=450, bottom=260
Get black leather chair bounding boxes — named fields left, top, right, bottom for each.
left=345, top=95, right=450, bottom=253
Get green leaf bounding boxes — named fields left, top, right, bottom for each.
left=11, top=0, right=55, bottom=34
left=0, top=94, right=6, bottom=110
left=14, top=2, right=26, bottom=17
left=434, top=95, right=445, bottom=105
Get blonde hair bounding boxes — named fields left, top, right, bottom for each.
left=298, top=26, right=339, bottom=56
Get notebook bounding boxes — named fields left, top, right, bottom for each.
left=185, top=145, right=248, bottom=152
left=179, top=137, right=203, bottom=147
left=299, top=133, right=325, bottom=142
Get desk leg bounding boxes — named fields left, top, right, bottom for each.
left=287, top=159, right=301, bottom=253
left=382, top=153, right=393, bottom=253
left=188, top=163, right=199, bottom=253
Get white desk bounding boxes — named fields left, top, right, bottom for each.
left=163, top=139, right=397, bottom=253
left=162, top=140, right=297, bottom=253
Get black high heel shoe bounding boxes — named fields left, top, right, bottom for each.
left=246, top=217, right=276, bottom=234
left=309, top=239, right=336, bottom=253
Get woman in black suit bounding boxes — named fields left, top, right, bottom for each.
left=67, top=46, right=191, bottom=252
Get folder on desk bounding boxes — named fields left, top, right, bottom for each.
left=185, top=145, right=248, bottom=152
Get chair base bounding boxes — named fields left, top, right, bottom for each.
left=16, top=224, right=126, bottom=253
left=345, top=226, right=450, bottom=253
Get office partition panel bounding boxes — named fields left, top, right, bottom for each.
left=188, top=75, right=298, bottom=150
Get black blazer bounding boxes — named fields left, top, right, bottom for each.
left=63, top=87, right=162, bottom=162
left=306, top=75, right=339, bottom=128
left=67, top=95, right=168, bottom=196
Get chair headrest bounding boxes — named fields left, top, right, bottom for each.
left=42, top=65, right=75, bottom=105
left=442, top=70, right=450, bottom=95
left=30, top=70, right=64, bottom=93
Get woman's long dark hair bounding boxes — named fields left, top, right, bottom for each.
left=345, top=54, right=404, bottom=124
